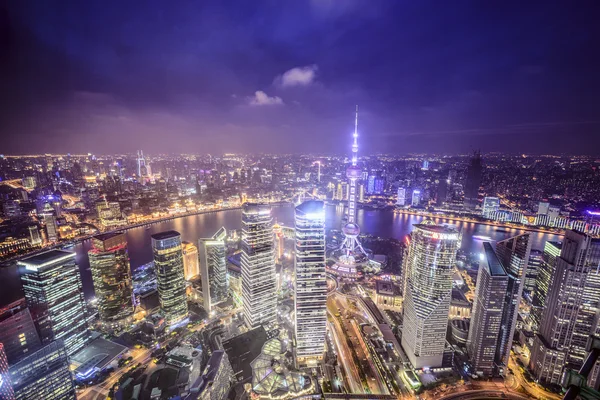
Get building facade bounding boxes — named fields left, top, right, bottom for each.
left=198, top=227, right=228, bottom=313
left=182, top=241, right=200, bottom=280
left=463, top=151, right=482, bottom=211
left=481, top=196, right=500, bottom=218
left=9, top=340, right=75, bottom=400
left=467, top=242, right=509, bottom=377
left=0, top=299, right=42, bottom=365
left=531, top=231, right=600, bottom=387
left=0, top=343, right=15, bottom=400
left=18, top=250, right=90, bottom=357
left=401, top=222, right=460, bottom=368
left=531, top=241, right=562, bottom=330
left=88, top=232, right=134, bottom=322
left=493, top=234, right=531, bottom=373
left=152, top=231, right=188, bottom=325
left=294, top=201, right=327, bottom=367
left=241, top=203, right=277, bottom=329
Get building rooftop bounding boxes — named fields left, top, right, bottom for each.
left=376, top=280, right=401, bottom=296
left=483, top=242, right=507, bottom=276
left=295, top=200, right=324, bottom=215
left=93, top=232, right=125, bottom=242
left=414, top=222, right=459, bottom=234
left=71, top=337, right=128, bottom=378
left=222, top=326, right=268, bottom=382
left=17, top=249, right=75, bottom=269
left=151, top=230, right=181, bottom=241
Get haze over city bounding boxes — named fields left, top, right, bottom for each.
left=1, top=0, right=600, bottom=155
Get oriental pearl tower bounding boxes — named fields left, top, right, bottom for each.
left=339, top=106, right=366, bottom=263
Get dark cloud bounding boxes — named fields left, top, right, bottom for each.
left=0, top=0, right=599, bottom=155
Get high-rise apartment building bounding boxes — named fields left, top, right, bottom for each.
left=198, top=227, right=228, bottom=313
left=0, top=343, right=15, bottom=399
left=411, top=190, right=421, bottom=207
left=18, top=250, right=90, bottom=357
left=182, top=241, right=200, bottom=280
left=464, top=151, right=482, bottom=211
left=494, top=233, right=531, bottom=373
left=531, top=241, right=562, bottom=329
left=9, top=340, right=75, bottom=400
left=0, top=299, right=42, bottom=365
left=294, top=201, right=327, bottom=367
left=241, top=203, right=276, bottom=329
left=88, top=233, right=134, bottom=322
left=467, top=242, right=509, bottom=377
left=531, top=231, right=600, bottom=387
left=152, top=231, right=188, bottom=325
left=401, top=222, right=460, bottom=368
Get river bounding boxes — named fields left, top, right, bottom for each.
left=0, top=204, right=562, bottom=305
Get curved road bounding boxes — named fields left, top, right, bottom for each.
left=438, top=389, right=532, bottom=400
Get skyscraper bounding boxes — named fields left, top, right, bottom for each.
left=494, top=233, right=531, bottom=373
left=182, top=241, right=200, bottom=280
left=340, top=106, right=366, bottom=261
left=88, top=232, right=134, bottom=323
left=467, top=242, right=509, bottom=377
left=0, top=299, right=42, bottom=365
left=18, top=250, right=90, bottom=357
left=401, top=222, right=460, bottom=368
left=9, top=340, right=75, bottom=400
left=44, top=215, right=58, bottom=242
left=241, top=203, right=276, bottom=329
left=0, top=343, right=15, bottom=400
left=294, top=201, right=327, bottom=367
left=524, top=249, right=542, bottom=298
left=531, top=241, right=562, bottom=329
left=411, top=190, right=421, bottom=207
left=152, top=231, right=188, bottom=325
left=27, top=226, right=41, bottom=246
left=531, top=231, right=600, bottom=386
left=199, top=227, right=228, bottom=313
left=464, top=151, right=482, bottom=211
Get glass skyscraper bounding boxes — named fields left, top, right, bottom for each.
left=294, top=201, right=327, bottom=367
left=152, top=231, right=188, bottom=325
left=198, top=227, right=228, bottom=313
left=18, top=250, right=90, bottom=357
left=0, top=343, right=15, bottom=400
left=0, top=298, right=42, bottom=365
left=9, top=340, right=75, bottom=400
left=531, top=231, right=600, bottom=387
left=401, top=221, right=459, bottom=368
left=88, top=232, right=134, bottom=322
left=241, top=203, right=276, bottom=329
left=467, top=242, right=509, bottom=377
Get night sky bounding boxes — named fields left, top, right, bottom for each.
left=1, top=1, right=599, bottom=155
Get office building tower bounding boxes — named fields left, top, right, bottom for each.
left=467, top=242, right=509, bottom=377
left=241, top=203, right=276, bottom=329
left=494, top=233, right=531, bottom=373
left=401, top=222, right=460, bottom=368
left=18, top=250, right=90, bottom=357
left=0, top=344, right=15, bottom=400
left=524, top=249, right=542, bottom=298
left=199, top=227, right=228, bottom=313
left=436, top=180, right=448, bottom=206
left=294, top=201, right=327, bottom=367
left=531, top=231, right=600, bottom=386
left=411, top=190, right=421, bottom=207
left=531, top=241, right=562, bottom=329
left=88, top=233, right=134, bottom=322
left=273, top=223, right=285, bottom=262
left=44, top=215, right=58, bottom=242
left=464, top=151, right=482, bottom=211
left=182, top=241, right=200, bottom=280
left=27, top=226, right=41, bottom=246
left=482, top=197, right=500, bottom=218
left=396, top=187, right=407, bottom=206
left=0, top=299, right=42, bottom=365
left=358, top=183, right=365, bottom=202
left=9, top=340, right=75, bottom=400
left=422, top=160, right=429, bottom=170
left=152, top=231, right=188, bottom=325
